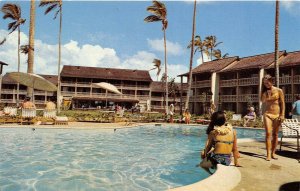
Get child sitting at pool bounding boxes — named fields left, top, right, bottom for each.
left=200, top=111, right=240, bottom=170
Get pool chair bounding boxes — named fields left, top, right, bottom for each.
left=43, top=109, right=57, bottom=118
left=232, top=114, right=242, bottom=121
left=280, top=119, right=300, bottom=162
left=21, top=108, right=36, bottom=125
left=55, top=116, right=68, bottom=125
left=3, top=107, right=17, bottom=117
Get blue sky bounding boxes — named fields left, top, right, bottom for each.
left=0, top=1, right=300, bottom=81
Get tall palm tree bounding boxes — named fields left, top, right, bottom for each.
left=150, top=58, right=161, bottom=81
left=144, top=0, right=169, bottom=114
left=27, top=0, right=35, bottom=97
left=1, top=3, right=26, bottom=106
left=39, top=0, right=63, bottom=113
left=213, top=49, right=229, bottom=60
left=274, top=0, right=280, bottom=87
left=204, top=35, right=222, bottom=60
left=185, top=0, right=197, bottom=111
left=188, top=35, right=205, bottom=63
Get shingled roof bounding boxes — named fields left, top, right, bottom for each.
left=150, top=81, right=188, bottom=92
left=61, top=65, right=152, bottom=82
left=2, top=73, right=58, bottom=85
left=221, top=51, right=286, bottom=72
left=267, top=50, right=300, bottom=69
left=179, top=57, right=238, bottom=76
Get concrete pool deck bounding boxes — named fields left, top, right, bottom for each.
left=0, top=123, right=299, bottom=190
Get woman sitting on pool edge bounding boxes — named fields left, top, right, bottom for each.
left=200, top=111, right=240, bottom=170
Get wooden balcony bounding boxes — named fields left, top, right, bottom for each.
left=191, top=80, right=211, bottom=88
left=220, top=79, right=238, bottom=87
left=285, top=94, right=293, bottom=102
left=220, top=95, right=237, bottom=102
left=190, top=95, right=212, bottom=102
left=237, top=94, right=259, bottom=102
left=279, top=76, right=291, bottom=84
left=238, top=77, right=259, bottom=86
left=294, top=75, right=300, bottom=84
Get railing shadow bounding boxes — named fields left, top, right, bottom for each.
left=238, top=151, right=266, bottom=160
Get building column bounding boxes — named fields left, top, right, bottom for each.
left=0, top=75, right=3, bottom=102
left=211, top=72, right=220, bottom=111
left=236, top=72, right=240, bottom=114
left=135, top=81, right=137, bottom=99
left=180, top=76, right=183, bottom=115
left=291, top=68, right=294, bottom=103
left=75, top=78, right=77, bottom=96
left=90, top=79, right=93, bottom=97
left=258, top=68, right=265, bottom=116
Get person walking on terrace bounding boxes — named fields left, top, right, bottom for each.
left=261, top=74, right=285, bottom=161
left=292, top=95, right=300, bottom=121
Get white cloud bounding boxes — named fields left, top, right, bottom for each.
left=0, top=29, right=186, bottom=82
left=196, top=52, right=210, bottom=65
left=282, top=1, right=300, bottom=16
left=147, top=38, right=184, bottom=56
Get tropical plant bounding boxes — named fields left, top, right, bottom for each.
left=274, top=0, right=280, bottom=87
left=204, top=35, right=222, bottom=60
left=188, top=35, right=205, bottom=63
left=168, top=77, right=179, bottom=104
left=39, top=0, right=63, bottom=112
left=1, top=3, right=26, bottom=105
left=213, top=49, right=229, bottom=60
left=185, top=0, right=197, bottom=112
left=150, top=58, right=161, bottom=81
left=144, top=0, right=169, bottom=113
left=27, top=0, right=35, bottom=96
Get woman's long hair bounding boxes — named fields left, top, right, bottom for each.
left=261, top=74, right=273, bottom=96
left=206, top=111, right=226, bottom=135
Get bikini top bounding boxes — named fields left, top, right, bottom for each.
left=262, top=89, right=281, bottom=102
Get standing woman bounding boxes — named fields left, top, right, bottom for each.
left=261, top=74, right=285, bottom=161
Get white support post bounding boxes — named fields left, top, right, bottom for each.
left=258, top=69, right=265, bottom=116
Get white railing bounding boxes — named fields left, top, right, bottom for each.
left=1, top=89, right=27, bottom=94
left=61, top=82, right=76, bottom=86
left=220, top=79, right=238, bottom=87
left=0, top=99, right=15, bottom=103
left=220, top=95, right=237, bottom=102
left=279, top=76, right=291, bottom=84
left=294, top=75, right=300, bottom=83
left=238, top=77, right=259, bottom=86
left=191, top=80, right=211, bottom=88
left=237, top=94, right=259, bottom=102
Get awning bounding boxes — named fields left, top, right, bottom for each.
left=72, top=97, right=139, bottom=103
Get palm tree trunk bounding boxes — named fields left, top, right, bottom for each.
left=274, top=0, right=280, bottom=88
left=17, top=26, right=20, bottom=106
left=27, top=0, right=35, bottom=96
left=57, top=5, right=62, bottom=113
left=163, top=28, right=168, bottom=114
left=185, top=0, right=197, bottom=111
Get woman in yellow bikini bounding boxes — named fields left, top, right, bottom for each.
left=261, top=75, right=285, bottom=161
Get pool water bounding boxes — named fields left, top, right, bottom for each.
left=0, top=125, right=265, bottom=191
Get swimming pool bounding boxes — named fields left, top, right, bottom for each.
left=0, top=125, right=265, bottom=191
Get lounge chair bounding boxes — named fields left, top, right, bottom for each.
left=280, top=119, right=300, bottom=162
left=43, top=109, right=57, bottom=118
left=55, top=116, right=68, bottom=125
left=232, top=114, right=242, bottom=121
left=21, top=108, right=36, bottom=125
left=3, top=107, right=17, bottom=117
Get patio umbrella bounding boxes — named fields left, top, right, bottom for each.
left=93, top=82, right=122, bottom=95
left=7, top=72, right=57, bottom=92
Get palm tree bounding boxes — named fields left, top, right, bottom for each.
left=144, top=0, right=169, bottom=114
left=27, top=0, right=35, bottom=97
left=150, top=58, right=161, bottom=81
left=213, top=49, right=229, bottom=60
left=274, top=0, right=280, bottom=87
left=39, top=0, right=63, bottom=113
left=185, top=0, right=197, bottom=111
left=1, top=3, right=26, bottom=106
left=204, top=35, right=222, bottom=60
left=188, top=35, right=205, bottom=63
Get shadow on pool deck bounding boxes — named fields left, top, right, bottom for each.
left=279, top=181, right=300, bottom=191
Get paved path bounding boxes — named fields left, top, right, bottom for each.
left=233, top=141, right=300, bottom=191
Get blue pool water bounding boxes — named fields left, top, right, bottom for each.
left=0, top=125, right=265, bottom=191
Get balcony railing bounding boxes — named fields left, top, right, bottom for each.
left=220, top=79, right=238, bottom=87
left=238, top=77, right=259, bottom=86
left=279, top=76, right=291, bottom=84
left=237, top=94, right=259, bottom=102
left=285, top=94, right=293, bottom=102
left=190, top=95, right=212, bottom=102
left=294, top=75, right=300, bottom=84
left=191, top=80, right=211, bottom=88
left=220, top=95, right=237, bottom=102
